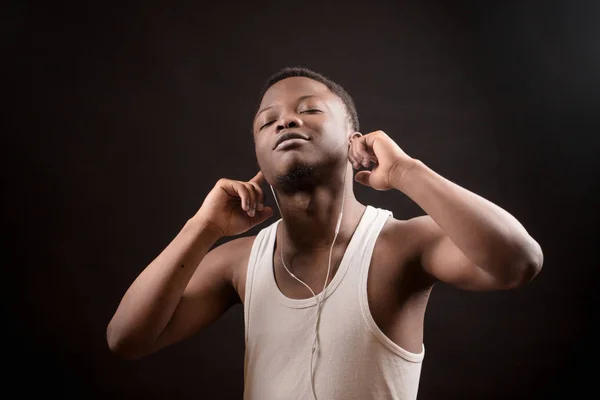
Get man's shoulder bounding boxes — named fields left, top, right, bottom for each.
left=378, top=214, right=439, bottom=258
left=382, top=213, right=439, bottom=236
left=214, top=234, right=257, bottom=259
left=380, top=213, right=432, bottom=235
left=214, top=218, right=277, bottom=251
left=211, top=234, right=258, bottom=302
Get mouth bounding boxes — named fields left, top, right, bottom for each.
left=273, top=132, right=310, bottom=150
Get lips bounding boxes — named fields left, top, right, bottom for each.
left=273, top=132, right=309, bottom=150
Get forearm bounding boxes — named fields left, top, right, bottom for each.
left=107, top=217, right=222, bottom=353
left=393, top=160, right=543, bottom=275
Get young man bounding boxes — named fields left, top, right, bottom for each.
left=107, top=67, right=543, bottom=399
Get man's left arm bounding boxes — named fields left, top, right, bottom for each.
left=349, top=130, right=543, bottom=291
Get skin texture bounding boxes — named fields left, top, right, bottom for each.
left=107, top=76, right=543, bottom=360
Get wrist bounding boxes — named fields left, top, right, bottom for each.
left=186, top=215, right=224, bottom=241
left=390, top=157, right=422, bottom=192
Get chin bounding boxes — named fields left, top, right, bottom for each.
left=275, top=161, right=322, bottom=194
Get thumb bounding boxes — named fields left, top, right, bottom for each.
left=354, top=171, right=372, bottom=187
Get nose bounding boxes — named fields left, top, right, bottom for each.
left=276, top=114, right=303, bottom=131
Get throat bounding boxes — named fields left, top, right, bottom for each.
left=271, top=203, right=367, bottom=300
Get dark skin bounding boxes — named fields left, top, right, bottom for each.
left=252, top=77, right=369, bottom=303
left=107, top=77, right=543, bottom=359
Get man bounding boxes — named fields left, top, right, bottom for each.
left=107, top=67, right=543, bottom=399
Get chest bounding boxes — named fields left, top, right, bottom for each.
left=238, top=219, right=431, bottom=355
left=243, top=225, right=424, bottom=313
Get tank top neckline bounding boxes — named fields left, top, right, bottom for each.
left=269, top=205, right=374, bottom=309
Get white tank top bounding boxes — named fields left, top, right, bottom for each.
left=243, top=205, right=425, bottom=400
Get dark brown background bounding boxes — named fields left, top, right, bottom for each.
left=4, top=1, right=599, bottom=399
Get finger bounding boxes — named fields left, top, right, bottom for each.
left=252, top=206, right=274, bottom=224
left=234, top=182, right=251, bottom=212
left=248, top=183, right=262, bottom=216
left=348, top=141, right=362, bottom=169
left=349, top=155, right=361, bottom=170
left=354, top=170, right=372, bottom=187
left=356, top=140, right=375, bottom=167
left=244, top=183, right=258, bottom=217
left=250, top=170, right=264, bottom=184
left=249, top=181, right=265, bottom=210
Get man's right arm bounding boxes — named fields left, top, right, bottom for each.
left=106, top=171, right=273, bottom=359
left=106, top=217, right=235, bottom=359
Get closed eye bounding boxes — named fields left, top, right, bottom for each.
left=260, top=121, right=275, bottom=130
left=259, top=110, right=321, bottom=130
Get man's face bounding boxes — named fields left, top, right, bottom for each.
left=252, top=77, right=351, bottom=186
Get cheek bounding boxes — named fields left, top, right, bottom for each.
left=318, top=117, right=348, bottom=146
left=254, top=143, right=272, bottom=174
left=254, top=145, right=265, bottom=167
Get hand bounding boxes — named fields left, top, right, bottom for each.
left=193, top=171, right=274, bottom=237
left=348, top=130, right=415, bottom=191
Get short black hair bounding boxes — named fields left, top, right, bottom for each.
left=256, top=67, right=359, bottom=132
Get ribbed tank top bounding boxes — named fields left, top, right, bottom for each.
left=243, top=205, right=425, bottom=399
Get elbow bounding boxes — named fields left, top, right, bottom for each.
left=503, top=239, right=544, bottom=289
left=106, top=322, right=147, bottom=361
left=106, top=323, right=132, bottom=359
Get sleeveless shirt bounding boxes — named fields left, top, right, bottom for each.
left=243, top=205, right=425, bottom=399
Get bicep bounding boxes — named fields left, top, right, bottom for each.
left=151, top=237, right=250, bottom=352
left=415, top=217, right=505, bottom=291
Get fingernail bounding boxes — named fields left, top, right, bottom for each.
left=258, top=203, right=264, bottom=210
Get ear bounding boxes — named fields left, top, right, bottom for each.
left=349, top=131, right=363, bottom=143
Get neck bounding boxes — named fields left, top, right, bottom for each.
left=272, top=164, right=364, bottom=252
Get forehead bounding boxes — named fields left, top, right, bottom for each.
left=258, top=77, right=336, bottom=111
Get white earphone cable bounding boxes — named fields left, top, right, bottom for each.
left=269, top=163, right=348, bottom=400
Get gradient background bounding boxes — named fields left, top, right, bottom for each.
left=4, top=1, right=599, bottom=399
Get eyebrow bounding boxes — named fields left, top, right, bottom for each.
left=255, top=95, right=320, bottom=118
